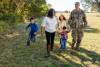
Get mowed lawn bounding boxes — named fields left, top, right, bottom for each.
left=0, top=13, right=100, bottom=67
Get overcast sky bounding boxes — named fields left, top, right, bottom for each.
left=46, top=0, right=83, bottom=11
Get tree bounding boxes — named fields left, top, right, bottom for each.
left=81, top=0, right=100, bottom=12
left=0, top=0, right=48, bottom=32
left=0, top=0, right=48, bottom=22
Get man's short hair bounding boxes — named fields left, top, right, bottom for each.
left=75, top=2, right=80, bottom=5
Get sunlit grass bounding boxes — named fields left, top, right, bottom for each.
left=0, top=13, right=100, bottom=67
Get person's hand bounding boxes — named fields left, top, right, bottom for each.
left=84, top=22, right=88, bottom=28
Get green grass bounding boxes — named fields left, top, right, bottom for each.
left=0, top=13, right=100, bottom=67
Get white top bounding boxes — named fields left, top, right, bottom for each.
left=42, top=16, right=57, bottom=33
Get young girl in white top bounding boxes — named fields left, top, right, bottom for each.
left=41, top=9, right=57, bottom=57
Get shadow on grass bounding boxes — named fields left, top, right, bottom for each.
left=52, top=45, right=100, bottom=67
left=51, top=53, right=83, bottom=67
left=1, top=22, right=100, bottom=67
left=79, top=48, right=100, bottom=63
left=69, top=47, right=100, bottom=66
left=84, top=26, right=100, bottom=33
left=59, top=54, right=83, bottom=67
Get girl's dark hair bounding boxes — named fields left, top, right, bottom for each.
left=59, top=15, right=66, bottom=21
left=47, top=9, right=55, bottom=18
left=30, top=17, right=35, bottom=21
left=63, top=26, right=66, bottom=30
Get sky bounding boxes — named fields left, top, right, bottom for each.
left=46, top=0, right=83, bottom=11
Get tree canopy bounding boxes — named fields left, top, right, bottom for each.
left=0, top=0, right=48, bottom=32
left=81, top=0, right=100, bottom=12
left=0, top=0, right=48, bottom=22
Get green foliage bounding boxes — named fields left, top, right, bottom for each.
left=0, top=21, right=9, bottom=32
left=81, top=0, right=100, bottom=12
left=0, top=0, right=48, bottom=33
left=0, top=13, right=22, bottom=32
left=0, top=0, right=48, bottom=20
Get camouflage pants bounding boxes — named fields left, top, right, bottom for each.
left=71, top=28, right=84, bottom=49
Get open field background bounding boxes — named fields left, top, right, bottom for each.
left=0, top=13, right=100, bottom=67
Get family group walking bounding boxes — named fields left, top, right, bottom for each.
left=26, top=2, right=88, bottom=57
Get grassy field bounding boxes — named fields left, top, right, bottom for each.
left=0, top=13, right=100, bottom=67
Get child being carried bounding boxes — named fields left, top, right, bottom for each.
left=59, top=26, right=70, bottom=49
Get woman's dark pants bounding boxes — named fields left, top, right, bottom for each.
left=45, top=31, right=55, bottom=55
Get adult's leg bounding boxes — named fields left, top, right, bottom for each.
left=45, top=31, right=51, bottom=55
left=71, top=29, right=77, bottom=49
left=75, top=29, right=84, bottom=50
left=50, top=32, right=55, bottom=51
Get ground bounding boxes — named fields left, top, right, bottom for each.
left=0, top=13, right=100, bottom=67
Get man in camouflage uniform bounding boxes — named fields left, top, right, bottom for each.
left=68, top=2, right=87, bottom=50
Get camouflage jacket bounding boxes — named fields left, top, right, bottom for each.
left=68, top=9, right=87, bottom=29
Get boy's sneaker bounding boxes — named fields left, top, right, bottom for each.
left=27, top=41, right=30, bottom=46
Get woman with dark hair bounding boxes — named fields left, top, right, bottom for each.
left=41, top=9, right=57, bottom=57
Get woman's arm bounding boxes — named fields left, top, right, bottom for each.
left=41, top=17, right=46, bottom=36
